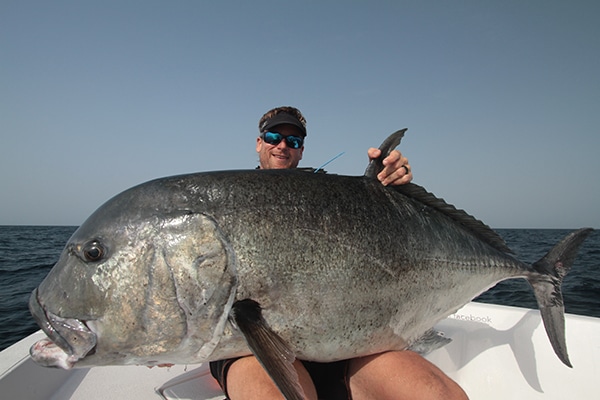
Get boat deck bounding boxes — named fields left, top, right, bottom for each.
left=2, top=302, right=599, bottom=399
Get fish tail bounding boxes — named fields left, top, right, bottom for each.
left=529, top=228, right=593, bottom=367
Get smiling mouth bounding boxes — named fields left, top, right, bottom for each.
left=28, top=288, right=97, bottom=369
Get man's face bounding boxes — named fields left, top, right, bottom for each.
left=256, top=124, right=304, bottom=170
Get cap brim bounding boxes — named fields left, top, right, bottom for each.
left=261, top=114, right=306, bottom=136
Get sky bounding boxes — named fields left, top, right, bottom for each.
left=1, top=1, right=599, bottom=229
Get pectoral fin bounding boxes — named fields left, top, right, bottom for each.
left=407, top=329, right=452, bottom=355
left=231, top=299, right=305, bottom=400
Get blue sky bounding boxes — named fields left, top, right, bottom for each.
left=2, top=1, right=599, bottom=228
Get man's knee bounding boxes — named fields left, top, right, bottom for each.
left=348, top=351, right=468, bottom=400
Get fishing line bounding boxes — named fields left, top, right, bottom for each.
left=314, top=152, right=345, bottom=173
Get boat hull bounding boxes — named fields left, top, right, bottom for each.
left=2, top=302, right=599, bottom=399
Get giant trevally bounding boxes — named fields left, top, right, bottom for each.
left=29, top=130, right=592, bottom=400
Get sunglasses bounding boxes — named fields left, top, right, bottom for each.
left=262, top=132, right=304, bottom=149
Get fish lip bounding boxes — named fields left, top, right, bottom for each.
left=28, top=288, right=97, bottom=366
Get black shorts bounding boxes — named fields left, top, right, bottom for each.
left=210, top=358, right=351, bottom=399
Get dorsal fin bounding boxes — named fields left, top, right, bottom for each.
left=394, top=183, right=512, bottom=254
left=365, top=129, right=511, bottom=254
left=364, top=129, right=407, bottom=178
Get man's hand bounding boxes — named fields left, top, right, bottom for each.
left=368, top=148, right=412, bottom=186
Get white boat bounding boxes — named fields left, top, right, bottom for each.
left=1, top=302, right=599, bottom=399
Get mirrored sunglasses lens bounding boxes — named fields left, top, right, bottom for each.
left=263, top=132, right=283, bottom=145
left=285, top=136, right=303, bottom=149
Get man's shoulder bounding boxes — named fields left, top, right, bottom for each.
left=297, top=167, right=327, bottom=174
left=255, top=166, right=327, bottom=174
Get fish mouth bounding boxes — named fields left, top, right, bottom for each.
left=28, top=288, right=97, bottom=369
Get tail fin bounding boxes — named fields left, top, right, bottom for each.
left=529, top=228, right=593, bottom=367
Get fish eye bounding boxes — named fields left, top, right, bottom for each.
left=82, top=241, right=105, bottom=262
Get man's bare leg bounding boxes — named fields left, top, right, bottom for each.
left=225, top=355, right=318, bottom=400
left=348, top=351, right=469, bottom=400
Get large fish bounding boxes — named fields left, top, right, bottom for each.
left=29, top=130, right=592, bottom=400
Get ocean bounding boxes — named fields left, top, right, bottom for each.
left=1, top=225, right=599, bottom=352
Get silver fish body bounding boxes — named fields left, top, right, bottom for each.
left=29, top=131, right=592, bottom=399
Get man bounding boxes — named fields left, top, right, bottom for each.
left=254, top=106, right=412, bottom=185
left=211, top=106, right=468, bottom=400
